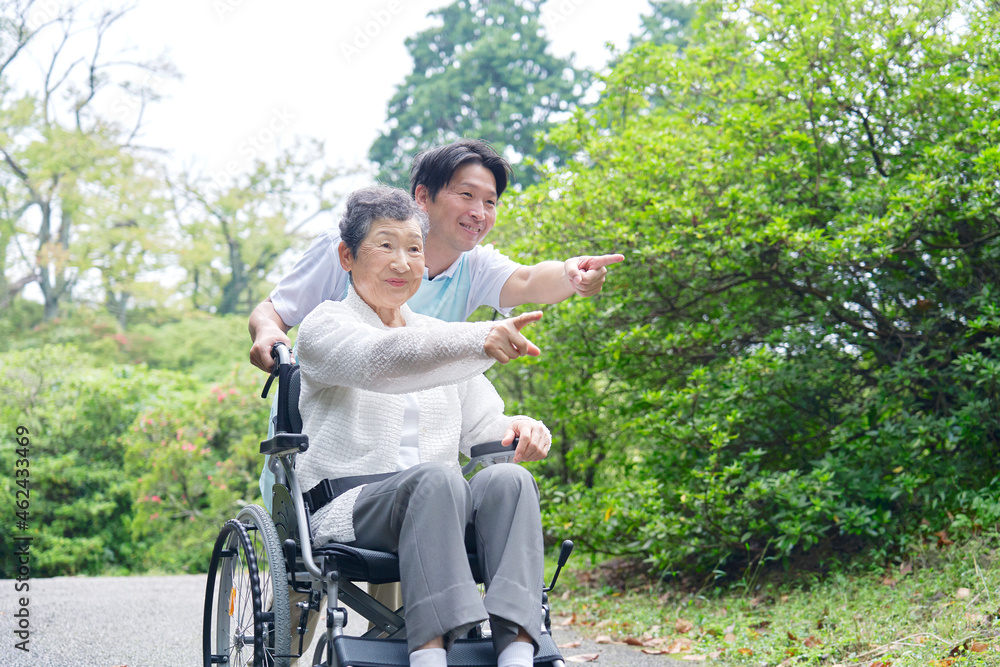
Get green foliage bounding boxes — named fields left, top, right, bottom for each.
left=0, top=305, right=252, bottom=381
left=176, top=141, right=345, bottom=315
left=0, top=2, right=176, bottom=321
left=498, top=0, right=1000, bottom=573
left=118, top=312, right=258, bottom=381
left=629, top=0, right=700, bottom=49
left=123, top=365, right=268, bottom=573
left=0, top=345, right=197, bottom=577
left=368, top=0, right=588, bottom=188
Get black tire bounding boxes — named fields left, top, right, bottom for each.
left=237, top=504, right=292, bottom=667
left=203, top=514, right=291, bottom=667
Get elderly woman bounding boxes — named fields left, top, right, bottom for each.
left=294, top=185, right=551, bottom=667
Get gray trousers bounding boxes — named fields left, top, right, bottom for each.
left=349, top=462, right=544, bottom=655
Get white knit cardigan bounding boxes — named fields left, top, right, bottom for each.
left=294, top=287, right=518, bottom=546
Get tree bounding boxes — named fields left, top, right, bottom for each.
left=368, top=0, right=587, bottom=189
left=629, top=0, right=699, bottom=49
left=0, top=1, right=174, bottom=320
left=497, top=0, right=1000, bottom=572
left=81, top=157, right=172, bottom=328
left=175, top=141, right=349, bottom=315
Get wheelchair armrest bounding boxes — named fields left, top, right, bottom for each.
left=260, top=432, right=310, bottom=457
left=461, top=437, right=518, bottom=475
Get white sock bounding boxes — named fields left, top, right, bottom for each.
left=497, top=640, right=534, bottom=667
left=409, top=647, right=447, bottom=667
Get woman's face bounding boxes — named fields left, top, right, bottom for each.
left=339, top=217, right=425, bottom=312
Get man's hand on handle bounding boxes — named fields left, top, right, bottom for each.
left=250, top=329, right=294, bottom=372
left=249, top=299, right=294, bottom=372
left=484, top=311, right=543, bottom=364
left=503, top=418, right=551, bottom=463
left=564, top=254, right=625, bottom=298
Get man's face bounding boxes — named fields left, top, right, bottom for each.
left=417, top=163, right=498, bottom=255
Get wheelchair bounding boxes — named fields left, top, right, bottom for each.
left=203, top=342, right=574, bottom=667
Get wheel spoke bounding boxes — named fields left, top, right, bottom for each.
left=207, top=508, right=290, bottom=667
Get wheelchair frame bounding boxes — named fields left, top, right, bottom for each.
left=203, top=343, right=573, bottom=667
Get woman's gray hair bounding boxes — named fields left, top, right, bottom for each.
left=339, top=185, right=429, bottom=257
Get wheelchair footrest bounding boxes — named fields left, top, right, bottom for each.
left=332, top=633, right=564, bottom=667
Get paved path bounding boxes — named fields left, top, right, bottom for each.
left=0, top=575, right=683, bottom=666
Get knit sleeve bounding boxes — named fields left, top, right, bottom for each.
left=296, top=301, right=497, bottom=394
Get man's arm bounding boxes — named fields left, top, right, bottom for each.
left=499, top=254, right=625, bottom=308
left=249, top=298, right=292, bottom=372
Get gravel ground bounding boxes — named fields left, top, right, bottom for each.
left=0, top=575, right=683, bottom=666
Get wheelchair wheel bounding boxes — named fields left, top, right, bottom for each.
left=204, top=510, right=291, bottom=667
left=238, top=504, right=292, bottom=666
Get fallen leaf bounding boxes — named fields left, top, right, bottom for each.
left=595, top=635, right=613, bottom=644
left=675, top=618, right=694, bottom=633
left=956, top=587, right=971, bottom=599
left=559, top=614, right=576, bottom=626
left=869, top=661, right=892, bottom=667
left=666, top=637, right=693, bottom=654
left=935, top=530, right=954, bottom=548
left=899, top=561, right=913, bottom=577
left=682, top=655, right=707, bottom=661
left=804, top=635, right=823, bottom=648
left=708, top=650, right=723, bottom=658
left=787, top=631, right=799, bottom=642
left=623, top=637, right=644, bottom=646
left=646, top=637, right=668, bottom=647
left=881, top=576, right=897, bottom=587
left=566, top=653, right=600, bottom=663
left=641, top=649, right=667, bottom=655
left=557, top=641, right=582, bottom=649
left=780, top=594, right=790, bottom=603
left=738, top=648, right=753, bottom=656
left=930, top=660, right=955, bottom=667
left=970, top=641, right=988, bottom=653
left=724, top=632, right=737, bottom=643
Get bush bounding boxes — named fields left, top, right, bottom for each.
left=502, top=0, right=1000, bottom=574
left=123, top=364, right=270, bottom=572
left=0, top=344, right=197, bottom=577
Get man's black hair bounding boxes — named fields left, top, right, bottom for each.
left=409, top=139, right=514, bottom=201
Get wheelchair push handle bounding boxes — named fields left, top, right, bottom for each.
left=261, top=342, right=294, bottom=400
left=271, top=340, right=294, bottom=367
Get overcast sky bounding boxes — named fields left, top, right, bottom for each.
left=97, top=0, right=653, bottom=177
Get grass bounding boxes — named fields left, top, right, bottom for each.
left=543, top=535, right=1000, bottom=666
